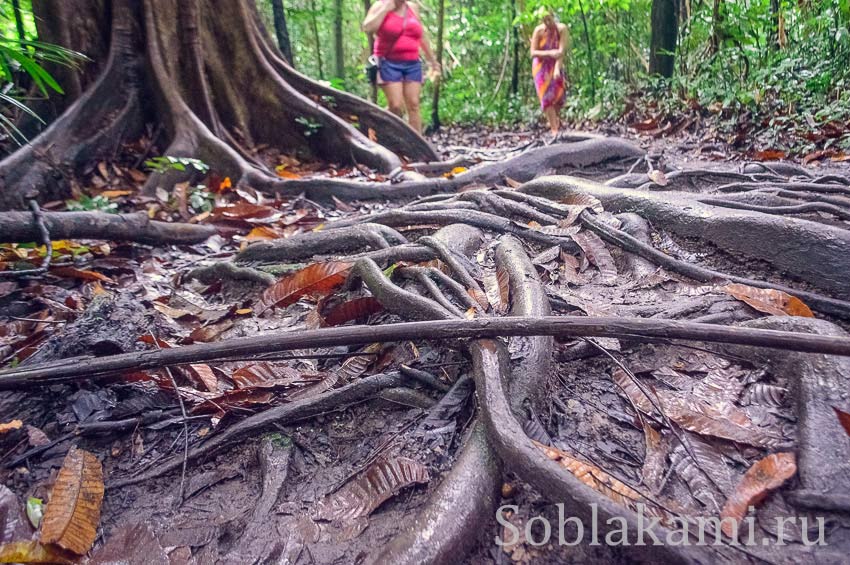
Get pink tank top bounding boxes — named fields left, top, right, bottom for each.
left=374, top=6, right=423, bottom=61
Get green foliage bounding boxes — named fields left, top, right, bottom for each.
left=296, top=115, right=323, bottom=136
left=265, top=0, right=849, bottom=137
left=145, top=156, right=211, bottom=175
left=0, top=1, right=85, bottom=146
left=188, top=185, right=215, bottom=214
left=65, top=195, right=118, bottom=214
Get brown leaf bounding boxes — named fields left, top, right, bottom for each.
left=467, top=287, right=489, bottom=311
left=483, top=266, right=510, bottom=315
left=720, top=452, right=796, bottom=536
left=323, top=297, right=384, bottom=326
left=314, top=456, right=429, bottom=521
left=187, top=364, right=218, bottom=392
left=41, top=447, right=104, bottom=555
left=190, top=389, right=275, bottom=415
left=211, top=201, right=281, bottom=223
left=0, top=541, right=74, bottom=564
left=287, top=372, right=339, bottom=401
left=722, top=284, right=814, bottom=317
left=752, top=149, right=788, bottom=161
left=558, top=193, right=604, bottom=214
left=834, top=406, right=850, bottom=437
left=259, top=261, right=353, bottom=313
left=337, top=343, right=383, bottom=382
left=648, top=169, right=669, bottom=186
left=503, top=177, right=523, bottom=189
left=535, top=442, right=643, bottom=509
left=572, top=231, right=618, bottom=285
left=641, top=424, right=667, bottom=493
left=231, top=363, right=304, bottom=389
left=0, top=420, right=22, bottom=434
left=244, top=226, right=284, bottom=241
left=50, top=267, right=115, bottom=284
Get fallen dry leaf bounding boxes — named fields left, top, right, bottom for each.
left=0, top=420, right=22, bottom=434
left=648, top=169, right=669, bottom=186
left=50, top=267, right=115, bottom=285
left=722, top=283, right=814, bottom=317
left=259, top=261, right=353, bottom=313
left=834, top=406, right=850, bottom=437
left=535, top=441, right=642, bottom=509
left=323, top=297, right=384, bottom=326
left=41, top=447, right=104, bottom=555
left=313, top=456, right=429, bottom=521
left=0, top=541, right=74, bottom=564
left=720, top=452, right=796, bottom=536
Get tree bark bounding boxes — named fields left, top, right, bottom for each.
left=430, top=0, right=445, bottom=131
left=333, top=0, right=345, bottom=79
left=0, top=0, right=430, bottom=210
left=509, top=0, right=519, bottom=97
left=649, top=0, right=678, bottom=77
left=270, top=0, right=294, bottom=65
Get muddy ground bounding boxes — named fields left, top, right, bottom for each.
left=1, top=127, right=849, bottom=564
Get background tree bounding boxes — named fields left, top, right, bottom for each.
left=271, top=0, right=295, bottom=65
left=649, top=0, right=678, bottom=77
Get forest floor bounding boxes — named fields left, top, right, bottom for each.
left=1, top=126, right=849, bottom=564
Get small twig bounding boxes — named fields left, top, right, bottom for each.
left=149, top=329, right=189, bottom=504
left=0, top=200, right=52, bottom=279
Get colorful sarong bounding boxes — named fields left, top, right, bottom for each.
left=533, top=27, right=566, bottom=111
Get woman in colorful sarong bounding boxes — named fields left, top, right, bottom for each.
left=531, top=9, right=569, bottom=135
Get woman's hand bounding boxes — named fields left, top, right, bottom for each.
left=362, top=0, right=395, bottom=33
left=427, top=61, right=442, bottom=83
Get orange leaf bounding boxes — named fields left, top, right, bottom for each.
left=0, top=419, right=22, bottom=434
left=752, top=149, right=788, bottom=161
left=722, top=283, right=814, bottom=317
left=648, top=169, right=669, bottom=186
left=50, top=267, right=115, bottom=284
left=231, top=363, right=304, bottom=389
left=259, top=261, right=353, bottom=313
left=535, top=441, right=643, bottom=508
left=275, top=165, right=302, bottom=179
left=720, top=452, right=797, bottom=537
left=467, top=287, right=490, bottom=311
left=41, top=447, right=104, bottom=555
left=99, top=190, right=133, bottom=199
left=834, top=406, right=850, bottom=437
left=245, top=226, right=283, bottom=241
left=323, top=297, right=384, bottom=326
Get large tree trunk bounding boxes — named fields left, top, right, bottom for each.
left=0, top=0, right=435, bottom=210
left=649, top=0, right=678, bottom=77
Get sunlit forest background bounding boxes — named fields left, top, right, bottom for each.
left=1, top=0, right=849, bottom=153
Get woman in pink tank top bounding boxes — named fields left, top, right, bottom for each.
left=362, top=0, right=440, bottom=133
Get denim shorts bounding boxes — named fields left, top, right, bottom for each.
left=379, top=59, right=423, bottom=83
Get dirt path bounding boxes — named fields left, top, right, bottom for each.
left=1, top=129, right=849, bottom=564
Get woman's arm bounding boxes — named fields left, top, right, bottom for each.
left=362, top=0, right=393, bottom=33
left=529, top=26, right=559, bottom=59
left=411, top=4, right=441, bottom=77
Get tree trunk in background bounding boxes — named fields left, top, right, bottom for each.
left=11, top=0, right=26, bottom=44
left=430, top=0, right=445, bottom=131
left=309, top=0, right=325, bottom=79
left=709, top=0, right=722, bottom=54
left=510, top=0, right=519, bottom=97
left=364, top=0, right=377, bottom=103
left=271, top=0, right=295, bottom=66
left=577, top=0, right=597, bottom=101
left=0, top=0, right=435, bottom=209
left=769, top=0, right=781, bottom=50
left=649, top=0, right=677, bottom=78
left=334, top=0, right=345, bottom=79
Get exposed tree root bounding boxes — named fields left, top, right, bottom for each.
left=259, top=138, right=645, bottom=202
left=578, top=211, right=850, bottom=319
left=108, top=371, right=405, bottom=488
left=0, top=210, right=216, bottom=246
left=369, top=422, right=501, bottom=565
left=699, top=197, right=850, bottom=222
left=520, top=176, right=850, bottom=299
left=236, top=223, right=407, bottom=264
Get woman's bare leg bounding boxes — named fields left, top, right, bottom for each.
left=402, top=81, right=423, bottom=133
left=381, top=82, right=406, bottom=118
left=543, top=107, right=560, bottom=134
